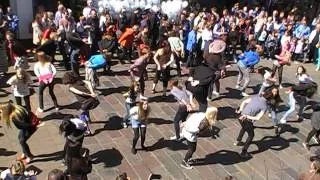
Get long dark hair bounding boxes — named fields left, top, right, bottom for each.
left=62, top=72, right=82, bottom=85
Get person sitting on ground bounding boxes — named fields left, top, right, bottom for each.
left=0, top=160, right=37, bottom=179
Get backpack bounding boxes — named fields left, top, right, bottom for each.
left=87, top=55, right=106, bottom=70
left=239, top=51, right=260, bottom=67
left=293, top=82, right=318, bottom=98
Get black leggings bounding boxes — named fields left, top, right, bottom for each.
left=173, top=105, right=189, bottom=138
left=132, top=127, right=146, bottom=149
left=305, top=127, right=320, bottom=144
left=18, top=128, right=36, bottom=157
left=15, top=96, right=31, bottom=112
left=236, top=119, right=254, bottom=153
left=153, top=67, right=170, bottom=89
left=38, top=82, right=58, bottom=110
left=184, top=140, right=197, bottom=162
left=272, top=64, right=283, bottom=85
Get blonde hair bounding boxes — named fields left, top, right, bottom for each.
left=0, top=103, right=27, bottom=127
left=205, top=107, right=218, bottom=126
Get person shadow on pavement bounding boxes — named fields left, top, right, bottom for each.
left=250, top=136, right=298, bottom=155
left=90, top=148, right=123, bottom=168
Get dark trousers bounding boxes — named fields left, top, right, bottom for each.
left=173, top=105, right=189, bottom=138
left=132, top=127, right=146, bottom=149
left=272, top=64, right=283, bottom=85
left=18, top=128, right=36, bottom=157
left=237, top=119, right=254, bottom=153
left=15, top=96, right=31, bottom=112
left=153, top=67, right=170, bottom=89
left=139, top=76, right=145, bottom=95
left=305, top=128, right=320, bottom=144
left=173, top=52, right=182, bottom=76
left=58, top=40, right=69, bottom=69
left=194, top=86, right=208, bottom=112
left=208, top=72, right=221, bottom=97
left=70, top=48, right=80, bottom=75
left=38, top=82, right=58, bottom=110
left=184, top=140, right=197, bottom=161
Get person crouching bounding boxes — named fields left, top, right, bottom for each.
left=180, top=107, right=218, bottom=169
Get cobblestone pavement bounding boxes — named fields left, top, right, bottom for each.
left=0, top=57, right=320, bottom=180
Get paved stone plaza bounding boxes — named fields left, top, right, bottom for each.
left=0, top=58, right=320, bottom=180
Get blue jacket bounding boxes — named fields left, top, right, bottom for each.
left=87, top=54, right=106, bottom=70
left=293, top=24, right=311, bottom=39
left=238, top=51, right=260, bottom=67
left=186, top=30, right=197, bottom=52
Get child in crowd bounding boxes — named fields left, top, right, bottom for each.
left=7, top=68, right=32, bottom=112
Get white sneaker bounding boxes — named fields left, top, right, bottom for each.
left=170, top=135, right=177, bottom=140
left=279, top=85, right=283, bottom=89
left=268, top=113, right=272, bottom=118
left=212, top=91, right=220, bottom=97
left=235, top=85, right=241, bottom=89
left=280, top=118, right=286, bottom=124
left=241, top=92, right=249, bottom=97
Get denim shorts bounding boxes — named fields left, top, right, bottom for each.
left=130, top=118, right=146, bottom=128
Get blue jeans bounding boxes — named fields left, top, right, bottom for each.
left=70, top=48, right=80, bottom=75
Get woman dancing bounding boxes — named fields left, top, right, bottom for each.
left=129, top=98, right=150, bottom=154
left=62, top=72, right=100, bottom=135
left=0, top=102, right=42, bottom=164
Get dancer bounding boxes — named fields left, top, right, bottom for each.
left=303, top=102, right=320, bottom=150
left=272, top=41, right=291, bottom=89
left=203, top=38, right=226, bottom=100
left=0, top=102, right=41, bottom=164
left=180, top=107, right=218, bottom=169
left=129, top=48, right=152, bottom=96
left=62, top=72, right=99, bottom=135
left=186, top=62, right=215, bottom=112
left=123, top=81, right=141, bottom=128
left=130, top=98, right=150, bottom=154
left=33, top=51, right=59, bottom=114
left=152, top=40, right=174, bottom=96
left=169, top=79, right=195, bottom=141
left=255, top=66, right=277, bottom=95
left=7, top=68, right=32, bottom=112
left=234, top=92, right=274, bottom=158
left=236, top=43, right=261, bottom=97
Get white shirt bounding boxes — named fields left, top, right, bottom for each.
left=202, top=29, right=213, bottom=41
left=309, top=29, right=320, bottom=44
left=262, top=70, right=274, bottom=87
left=298, top=74, right=313, bottom=84
left=181, top=112, right=206, bottom=142
left=33, top=62, right=56, bottom=78
left=129, top=106, right=139, bottom=120
left=7, top=75, right=31, bottom=97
